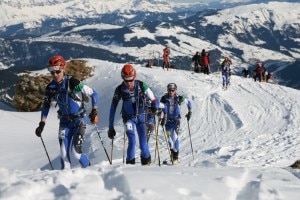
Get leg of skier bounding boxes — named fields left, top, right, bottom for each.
left=222, top=74, right=226, bottom=89
left=137, top=122, right=151, bottom=165
left=125, top=120, right=137, bottom=164
left=71, top=119, right=90, bottom=168
left=58, top=122, right=72, bottom=169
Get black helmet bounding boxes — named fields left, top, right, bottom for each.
left=167, top=83, right=177, bottom=90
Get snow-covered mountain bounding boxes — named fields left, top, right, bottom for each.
left=0, top=0, right=299, bottom=105
left=0, top=0, right=172, bottom=27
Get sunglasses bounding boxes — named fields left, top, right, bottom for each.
left=50, top=70, right=62, bottom=75
left=124, top=79, right=134, bottom=83
left=168, top=89, right=176, bottom=92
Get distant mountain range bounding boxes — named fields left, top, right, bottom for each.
left=0, top=0, right=299, bottom=105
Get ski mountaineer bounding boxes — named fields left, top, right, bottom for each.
left=35, top=55, right=99, bottom=169
left=192, top=51, right=201, bottom=73
left=254, top=62, right=265, bottom=82
left=162, top=44, right=170, bottom=71
left=107, top=64, right=158, bottom=165
left=159, top=83, right=192, bottom=164
left=201, top=49, right=210, bottom=75
left=220, top=57, right=232, bottom=89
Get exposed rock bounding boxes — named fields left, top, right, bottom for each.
left=290, top=160, right=300, bottom=169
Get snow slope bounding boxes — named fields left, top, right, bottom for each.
left=0, top=59, right=300, bottom=199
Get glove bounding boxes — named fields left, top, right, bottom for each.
left=186, top=112, right=192, bottom=121
left=165, top=130, right=171, bottom=137
left=150, top=102, right=157, bottom=113
left=108, top=128, right=116, bottom=139
left=89, top=108, right=98, bottom=124
left=160, top=118, right=166, bottom=126
left=35, top=121, right=45, bottom=137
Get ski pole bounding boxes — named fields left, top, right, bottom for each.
left=111, top=139, right=114, bottom=164
left=94, top=125, right=112, bottom=165
left=154, top=112, right=160, bottom=163
left=123, top=125, right=126, bottom=164
left=186, top=118, right=194, bottom=160
left=154, top=115, right=161, bottom=166
left=40, top=136, right=54, bottom=170
left=153, top=123, right=157, bottom=163
left=161, top=125, right=173, bottom=165
left=153, top=115, right=157, bottom=162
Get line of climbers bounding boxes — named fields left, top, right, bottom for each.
left=242, top=61, right=273, bottom=83
left=35, top=55, right=192, bottom=169
left=147, top=45, right=275, bottom=87
left=192, top=49, right=211, bottom=75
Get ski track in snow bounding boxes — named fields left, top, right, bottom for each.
left=86, top=64, right=300, bottom=172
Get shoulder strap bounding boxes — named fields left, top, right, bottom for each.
left=177, top=95, right=184, bottom=105
left=160, top=94, right=168, bottom=104
left=138, top=80, right=144, bottom=91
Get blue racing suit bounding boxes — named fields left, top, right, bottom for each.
left=221, top=61, right=231, bottom=87
left=40, top=76, right=98, bottom=169
left=160, top=94, right=192, bottom=153
left=109, top=80, right=157, bottom=164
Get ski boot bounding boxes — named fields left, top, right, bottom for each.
left=141, top=155, right=151, bottom=166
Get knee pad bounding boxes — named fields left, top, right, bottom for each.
left=125, top=122, right=134, bottom=132
left=58, top=128, right=66, bottom=139
left=74, top=133, right=83, bottom=154
left=74, top=124, right=85, bottom=154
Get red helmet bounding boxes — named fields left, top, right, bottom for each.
left=121, top=64, right=136, bottom=81
left=47, top=55, right=67, bottom=71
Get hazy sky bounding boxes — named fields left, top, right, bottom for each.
left=169, top=0, right=212, bottom=2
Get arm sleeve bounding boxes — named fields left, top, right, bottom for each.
left=159, top=102, right=165, bottom=109
left=69, top=76, right=99, bottom=107
left=187, top=100, right=192, bottom=111
left=142, top=82, right=156, bottom=102
left=160, top=96, right=167, bottom=114
left=109, top=86, right=121, bottom=128
left=179, top=95, right=192, bottom=110
left=82, top=85, right=98, bottom=107
left=40, top=86, right=52, bottom=120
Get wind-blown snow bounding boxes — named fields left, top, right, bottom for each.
left=0, top=59, right=300, bottom=199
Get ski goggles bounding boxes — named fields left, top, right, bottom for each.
left=48, top=65, right=61, bottom=72
left=124, top=79, right=134, bottom=83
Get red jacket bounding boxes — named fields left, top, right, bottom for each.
left=202, top=54, right=209, bottom=66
